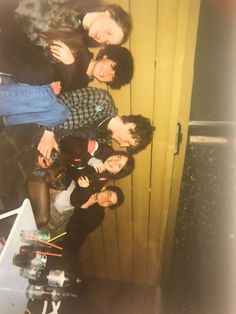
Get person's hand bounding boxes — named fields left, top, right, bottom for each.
left=37, top=130, right=59, bottom=160
left=49, top=40, right=75, bottom=65
left=87, top=157, right=106, bottom=173
left=51, top=81, right=62, bottom=95
left=37, top=155, right=54, bottom=169
left=77, top=176, right=90, bottom=188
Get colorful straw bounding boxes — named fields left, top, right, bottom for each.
left=29, top=236, right=63, bottom=250
left=48, top=232, right=67, bottom=243
left=35, top=250, right=62, bottom=257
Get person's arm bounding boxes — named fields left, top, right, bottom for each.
left=26, top=174, right=51, bottom=227
left=37, top=130, right=59, bottom=160
left=87, top=157, right=105, bottom=173
left=63, top=205, right=105, bottom=255
left=60, top=135, right=90, bottom=160
left=50, top=41, right=92, bottom=92
left=49, top=40, right=76, bottom=90
left=70, top=185, right=91, bottom=208
left=60, top=135, right=105, bottom=172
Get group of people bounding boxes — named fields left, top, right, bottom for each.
left=0, top=0, right=155, bottom=268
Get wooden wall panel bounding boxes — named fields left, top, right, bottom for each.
left=103, top=0, right=134, bottom=283
left=161, top=0, right=201, bottom=284
left=80, top=1, right=134, bottom=282
left=101, top=209, right=119, bottom=280
left=79, top=0, right=200, bottom=285
left=84, top=227, right=107, bottom=278
left=115, top=176, right=133, bottom=282
left=79, top=240, right=94, bottom=275
left=148, top=1, right=201, bottom=281
left=129, top=0, right=157, bottom=284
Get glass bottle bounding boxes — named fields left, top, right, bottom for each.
left=20, top=265, right=41, bottom=281
left=20, top=230, right=50, bottom=243
left=25, top=284, right=78, bottom=301
left=32, top=269, right=81, bottom=288
left=14, top=249, right=47, bottom=269
left=17, top=250, right=48, bottom=280
left=46, top=270, right=81, bottom=288
left=13, top=252, right=36, bottom=268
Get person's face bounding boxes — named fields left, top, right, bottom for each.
left=104, top=155, right=128, bottom=174
left=112, top=123, right=138, bottom=149
left=93, top=56, right=116, bottom=83
left=96, top=190, right=118, bottom=207
left=88, top=11, right=124, bottom=45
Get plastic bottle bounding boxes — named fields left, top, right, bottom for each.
left=20, top=265, right=41, bottom=281
left=17, top=250, right=48, bottom=280
left=25, top=284, right=78, bottom=301
left=20, top=230, right=50, bottom=244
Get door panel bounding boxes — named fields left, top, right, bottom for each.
left=81, top=0, right=200, bottom=285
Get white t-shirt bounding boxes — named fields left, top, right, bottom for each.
left=53, top=181, right=76, bottom=214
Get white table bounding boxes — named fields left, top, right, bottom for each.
left=0, top=199, right=37, bottom=314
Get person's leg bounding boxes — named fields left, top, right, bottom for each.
left=27, top=174, right=51, bottom=227
left=0, top=124, right=40, bottom=198
left=3, top=102, right=69, bottom=127
left=0, top=84, right=69, bottom=126
left=0, top=84, right=55, bottom=114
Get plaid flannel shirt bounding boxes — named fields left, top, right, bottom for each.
left=55, top=87, right=118, bottom=143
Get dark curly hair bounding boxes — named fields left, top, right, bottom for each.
left=121, top=115, right=156, bottom=154
left=96, top=45, right=134, bottom=89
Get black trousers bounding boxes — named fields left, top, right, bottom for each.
left=0, top=124, right=42, bottom=198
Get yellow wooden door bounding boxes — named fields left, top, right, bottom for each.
left=80, top=0, right=201, bottom=285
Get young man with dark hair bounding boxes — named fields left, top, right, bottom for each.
left=51, top=43, right=134, bottom=91
left=87, top=44, right=134, bottom=89
left=0, top=84, right=155, bottom=158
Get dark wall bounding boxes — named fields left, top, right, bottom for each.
left=190, top=1, right=236, bottom=122
left=164, top=3, right=236, bottom=313
left=165, top=140, right=236, bottom=314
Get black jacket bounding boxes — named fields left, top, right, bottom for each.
left=63, top=203, right=104, bottom=255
